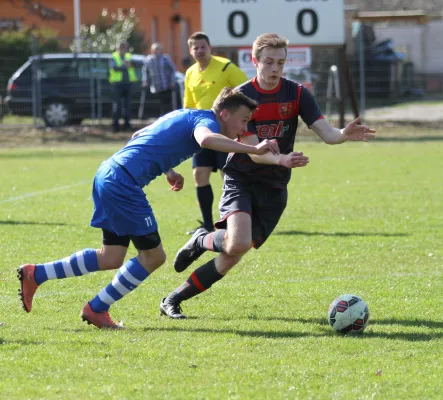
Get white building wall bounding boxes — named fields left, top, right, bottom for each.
left=373, top=21, right=443, bottom=73
left=425, top=21, right=443, bottom=73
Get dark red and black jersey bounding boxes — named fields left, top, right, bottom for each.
left=224, top=77, right=324, bottom=188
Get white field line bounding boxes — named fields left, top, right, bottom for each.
left=0, top=180, right=90, bottom=204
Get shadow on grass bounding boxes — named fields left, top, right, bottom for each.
left=270, top=316, right=443, bottom=329
left=143, top=325, right=324, bottom=339
left=217, top=316, right=443, bottom=330
left=0, top=338, right=43, bottom=345
left=0, top=150, right=113, bottom=159
left=370, top=318, right=443, bottom=329
left=373, top=136, right=443, bottom=142
left=0, top=220, right=68, bottom=226
left=275, top=230, right=408, bottom=237
left=143, top=323, right=441, bottom=342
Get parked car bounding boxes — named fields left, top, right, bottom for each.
left=4, top=53, right=184, bottom=126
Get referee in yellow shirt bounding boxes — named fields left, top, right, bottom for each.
left=184, top=32, right=248, bottom=235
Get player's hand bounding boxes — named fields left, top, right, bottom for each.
left=278, top=152, right=309, bottom=169
left=253, top=139, right=280, bottom=155
left=165, top=170, right=184, bottom=191
left=343, top=117, right=376, bottom=142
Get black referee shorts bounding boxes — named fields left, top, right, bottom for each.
left=192, top=148, right=228, bottom=172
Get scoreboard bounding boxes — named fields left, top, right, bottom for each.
left=201, top=0, right=345, bottom=47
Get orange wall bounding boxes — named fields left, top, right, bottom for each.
left=1, top=0, right=202, bottom=70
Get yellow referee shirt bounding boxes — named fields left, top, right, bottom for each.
left=184, top=56, right=248, bottom=110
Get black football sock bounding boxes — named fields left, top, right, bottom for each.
left=196, top=185, right=214, bottom=230
left=197, top=229, right=226, bottom=252
left=167, top=259, right=224, bottom=303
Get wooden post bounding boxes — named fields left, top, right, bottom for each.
left=338, top=45, right=346, bottom=128
left=343, top=45, right=360, bottom=119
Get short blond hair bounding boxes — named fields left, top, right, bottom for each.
left=212, top=87, right=258, bottom=114
left=252, top=33, right=288, bottom=60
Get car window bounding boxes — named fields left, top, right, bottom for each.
left=15, top=62, right=32, bottom=82
left=82, top=57, right=142, bottom=80
left=39, top=60, right=78, bottom=79
left=91, top=59, right=109, bottom=80
left=77, top=59, right=108, bottom=80
left=36, top=57, right=145, bottom=81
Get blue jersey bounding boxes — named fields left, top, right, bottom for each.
left=112, top=109, right=220, bottom=186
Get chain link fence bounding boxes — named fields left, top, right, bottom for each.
left=1, top=38, right=441, bottom=128
left=0, top=37, right=182, bottom=128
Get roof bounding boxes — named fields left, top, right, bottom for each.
left=346, top=0, right=443, bottom=13
left=354, top=10, right=435, bottom=24
left=30, top=53, right=147, bottom=61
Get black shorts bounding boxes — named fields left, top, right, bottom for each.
left=214, top=178, right=287, bottom=249
left=102, top=229, right=162, bottom=251
left=192, top=148, right=228, bottom=172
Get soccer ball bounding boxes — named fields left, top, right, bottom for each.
left=328, top=294, right=370, bottom=334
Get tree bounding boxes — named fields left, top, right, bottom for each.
left=7, top=0, right=66, bottom=21
left=70, top=8, right=147, bottom=54
left=0, top=27, right=64, bottom=96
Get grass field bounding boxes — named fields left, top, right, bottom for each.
left=0, top=137, right=442, bottom=399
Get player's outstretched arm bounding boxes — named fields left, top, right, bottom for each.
left=194, top=126, right=280, bottom=155
left=241, top=134, right=309, bottom=168
left=311, top=117, right=376, bottom=144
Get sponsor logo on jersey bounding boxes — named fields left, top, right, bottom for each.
left=279, top=102, right=293, bottom=118
left=256, top=121, right=289, bottom=139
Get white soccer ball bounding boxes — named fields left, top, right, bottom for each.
left=328, top=294, right=370, bottom=334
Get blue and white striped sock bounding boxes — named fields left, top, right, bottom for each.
left=89, top=258, right=149, bottom=313
left=34, top=249, right=100, bottom=285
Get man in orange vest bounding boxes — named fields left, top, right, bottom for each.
left=109, top=41, right=138, bottom=132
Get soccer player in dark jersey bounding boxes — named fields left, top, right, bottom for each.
left=160, top=33, right=376, bottom=319
left=17, top=88, right=280, bottom=329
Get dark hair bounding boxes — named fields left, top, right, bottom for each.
left=188, top=32, right=211, bottom=47
left=212, top=87, right=258, bottom=114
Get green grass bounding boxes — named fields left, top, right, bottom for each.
left=0, top=138, right=442, bottom=399
left=388, top=99, right=443, bottom=109
left=0, top=115, right=37, bottom=125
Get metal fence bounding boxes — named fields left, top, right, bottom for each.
left=0, top=37, right=182, bottom=128
left=1, top=41, right=442, bottom=128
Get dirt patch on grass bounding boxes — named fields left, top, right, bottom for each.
left=0, top=120, right=441, bottom=148
left=0, top=125, right=135, bottom=148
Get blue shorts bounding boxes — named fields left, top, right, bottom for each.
left=192, top=148, right=228, bottom=172
left=90, top=160, right=158, bottom=237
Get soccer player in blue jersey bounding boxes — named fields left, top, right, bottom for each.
left=160, top=33, right=376, bottom=319
left=17, top=87, right=281, bottom=329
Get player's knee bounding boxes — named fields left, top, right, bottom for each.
left=219, top=255, right=242, bottom=272
left=138, top=249, right=166, bottom=272
left=153, top=251, right=167, bottom=268
left=98, top=253, right=126, bottom=270
left=224, top=240, right=251, bottom=256
left=193, top=168, right=210, bottom=186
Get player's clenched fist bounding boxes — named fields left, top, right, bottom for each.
left=278, top=151, right=309, bottom=168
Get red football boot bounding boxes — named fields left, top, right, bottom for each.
left=81, top=303, right=124, bottom=330
left=17, top=264, right=39, bottom=313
